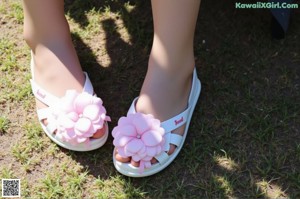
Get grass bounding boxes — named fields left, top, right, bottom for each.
left=0, top=0, right=300, bottom=198
left=0, top=116, right=10, bottom=134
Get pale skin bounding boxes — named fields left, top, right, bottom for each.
left=23, top=0, right=201, bottom=165
left=117, top=0, right=201, bottom=166
left=22, top=0, right=106, bottom=137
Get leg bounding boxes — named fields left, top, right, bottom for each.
left=23, top=0, right=105, bottom=139
left=116, top=0, right=201, bottom=165
left=23, top=0, right=84, bottom=96
left=138, top=0, right=200, bottom=120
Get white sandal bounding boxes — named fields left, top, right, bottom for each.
left=30, top=55, right=110, bottom=151
left=112, top=68, right=201, bottom=177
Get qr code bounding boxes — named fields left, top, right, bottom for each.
left=2, top=179, right=20, bottom=198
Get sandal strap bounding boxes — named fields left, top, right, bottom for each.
left=46, top=122, right=57, bottom=134
left=155, top=151, right=169, bottom=165
left=36, top=107, right=57, bottom=134
left=82, top=72, right=94, bottom=95
left=161, top=106, right=190, bottom=132
left=127, top=96, right=190, bottom=153
left=30, top=72, right=94, bottom=107
left=169, top=133, right=183, bottom=147
left=128, top=98, right=190, bottom=133
left=127, top=97, right=138, bottom=114
left=36, top=107, right=50, bottom=121
left=163, top=132, right=184, bottom=152
left=30, top=79, right=59, bottom=107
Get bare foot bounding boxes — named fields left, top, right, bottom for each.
left=115, top=65, right=193, bottom=167
left=32, top=47, right=106, bottom=139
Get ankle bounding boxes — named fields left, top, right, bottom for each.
left=136, top=66, right=192, bottom=122
left=31, top=46, right=84, bottom=97
left=148, top=51, right=195, bottom=79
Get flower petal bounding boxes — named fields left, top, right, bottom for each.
left=113, top=135, right=134, bottom=147
left=118, top=116, right=132, bottom=126
left=119, top=125, right=137, bottom=137
left=146, top=146, right=157, bottom=157
left=59, top=90, right=78, bottom=113
left=144, top=161, right=152, bottom=168
left=74, top=92, right=94, bottom=113
left=132, top=153, right=147, bottom=162
left=83, top=124, right=96, bottom=137
left=132, top=154, right=142, bottom=162
left=124, top=149, right=134, bottom=157
left=132, top=113, right=153, bottom=134
left=111, top=127, right=121, bottom=138
left=141, top=130, right=163, bottom=147
left=137, top=150, right=147, bottom=161
left=83, top=104, right=101, bottom=121
left=67, top=112, right=79, bottom=122
left=57, top=114, right=75, bottom=129
left=124, top=139, right=144, bottom=154
left=142, top=156, right=153, bottom=161
left=65, top=129, right=76, bottom=139
left=92, top=96, right=103, bottom=105
left=155, top=126, right=165, bottom=136
left=74, top=118, right=92, bottom=136
left=77, top=137, right=88, bottom=143
left=156, top=145, right=162, bottom=155
left=138, top=145, right=146, bottom=155
left=117, top=147, right=129, bottom=158
left=112, top=125, right=136, bottom=139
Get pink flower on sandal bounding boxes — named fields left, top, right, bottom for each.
left=51, top=90, right=110, bottom=145
left=112, top=113, right=165, bottom=173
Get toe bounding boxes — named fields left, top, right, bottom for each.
left=92, top=125, right=106, bottom=139
left=116, top=153, right=131, bottom=163
left=167, top=144, right=176, bottom=155
left=150, top=144, right=176, bottom=165
left=131, top=159, right=140, bottom=167
left=150, top=158, right=157, bottom=164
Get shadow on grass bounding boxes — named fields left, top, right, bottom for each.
left=62, top=0, right=152, bottom=180
left=64, top=0, right=300, bottom=198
